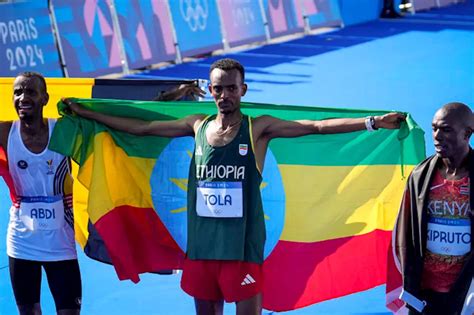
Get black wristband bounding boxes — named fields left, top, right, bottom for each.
left=370, top=116, right=378, bottom=130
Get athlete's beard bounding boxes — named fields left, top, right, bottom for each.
left=221, top=108, right=234, bottom=115
left=19, top=113, right=35, bottom=125
left=219, top=103, right=238, bottom=115
left=19, top=109, right=44, bottom=127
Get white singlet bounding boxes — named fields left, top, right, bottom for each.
left=6, top=119, right=76, bottom=261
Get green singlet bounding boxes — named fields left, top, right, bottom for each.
left=186, top=115, right=266, bottom=263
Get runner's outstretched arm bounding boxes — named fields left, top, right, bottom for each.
left=254, top=112, right=405, bottom=140
left=64, top=98, right=204, bottom=138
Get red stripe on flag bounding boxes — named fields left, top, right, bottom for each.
left=386, top=220, right=407, bottom=314
left=94, top=206, right=185, bottom=283
left=263, top=230, right=392, bottom=311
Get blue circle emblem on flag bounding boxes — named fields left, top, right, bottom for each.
left=151, top=137, right=285, bottom=259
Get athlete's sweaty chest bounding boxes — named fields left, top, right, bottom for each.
left=21, top=133, right=49, bottom=154
left=205, top=124, right=240, bottom=147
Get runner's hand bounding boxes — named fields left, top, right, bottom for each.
left=375, top=112, right=406, bottom=129
left=62, top=98, right=85, bottom=116
left=154, top=83, right=205, bottom=101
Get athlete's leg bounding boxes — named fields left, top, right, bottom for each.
left=43, top=259, right=82, bottom=315
left=194, top=298, right=224, bottom=315
left=16, top=304, right=42, bottom=315
left=236, top=293, right=262, bottom=315
left=9, top=257, right=43, bottom=315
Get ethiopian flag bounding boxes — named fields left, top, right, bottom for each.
left=49, top=98, right=425, bottom=311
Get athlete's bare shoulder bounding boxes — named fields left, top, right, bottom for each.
left=189, top=114, right=209, bottom=134
left=251, top=115, right=279, bottom=139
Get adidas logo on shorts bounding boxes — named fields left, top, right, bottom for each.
left=241, top=274, right=256, bottom=286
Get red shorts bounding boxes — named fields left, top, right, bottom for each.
left=180, top=258, right=263, bottom=302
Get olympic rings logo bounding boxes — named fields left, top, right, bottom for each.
left=180, top=0, right=209, bottom=32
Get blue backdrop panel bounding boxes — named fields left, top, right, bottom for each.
left=168, top=0, right=223, bottom=57
left=0, top=1, right=62, bottom=77
left=305, top=0, right=343, bottom=29
left=217, top=0, right=267, bottom=47
left=114, top=0, right=176, bottom=70
left=438, top=0, right=458, bottom=7
left=338, top=0, right=383, bottom=26
left=262, top=0, right=304, bottom=38
left=412, top=0, right=438, bottom=11
left=51, top=0, right=123, bottom=77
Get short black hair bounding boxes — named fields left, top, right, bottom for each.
left=17, top=71, right=47, bottom=94
left=437, top=102, right=474, bottom=130
left=441, top=102, right=471, bottom=114
left=209, top=58, right=245, bottom=82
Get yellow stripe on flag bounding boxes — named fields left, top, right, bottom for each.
left=279, top=164, right=414, bottom=242
left=78, top=132, right=155, bottom=223
left=72, top=167, right=90, bottom=248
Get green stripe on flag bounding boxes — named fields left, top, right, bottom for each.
left=51, top=98, right=425, bottom=166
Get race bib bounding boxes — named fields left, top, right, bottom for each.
left=19, top=196, right=65, bottom=231
left=196, top=181, right=243, bottom=218
left=427, top=217, right=471, bottom=256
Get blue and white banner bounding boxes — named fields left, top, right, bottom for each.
left=437, top=0, right=457, bottom=7
left=217, top=0, right=267, bottom=47
left=168, top=0, right=223, bottom=57
left=304, top=0, right=342, bottom=29
left=51, top=0, right=123, bottom=77
left=114, top=0, right=176, bottom=69
left=0, top=1, right=62, bottom=76
left=262, top=0, right=303, bottom=38
left=262, top=0, right=342, bottom=38
left=412, top=0, right=437, bottom=11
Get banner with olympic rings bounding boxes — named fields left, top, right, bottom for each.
left=168, top=0, right=223, bottom=57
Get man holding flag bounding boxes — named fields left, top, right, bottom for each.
left=1, top=72, right=81, bottom=315
left=65, top=58, right=404, bottom=315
